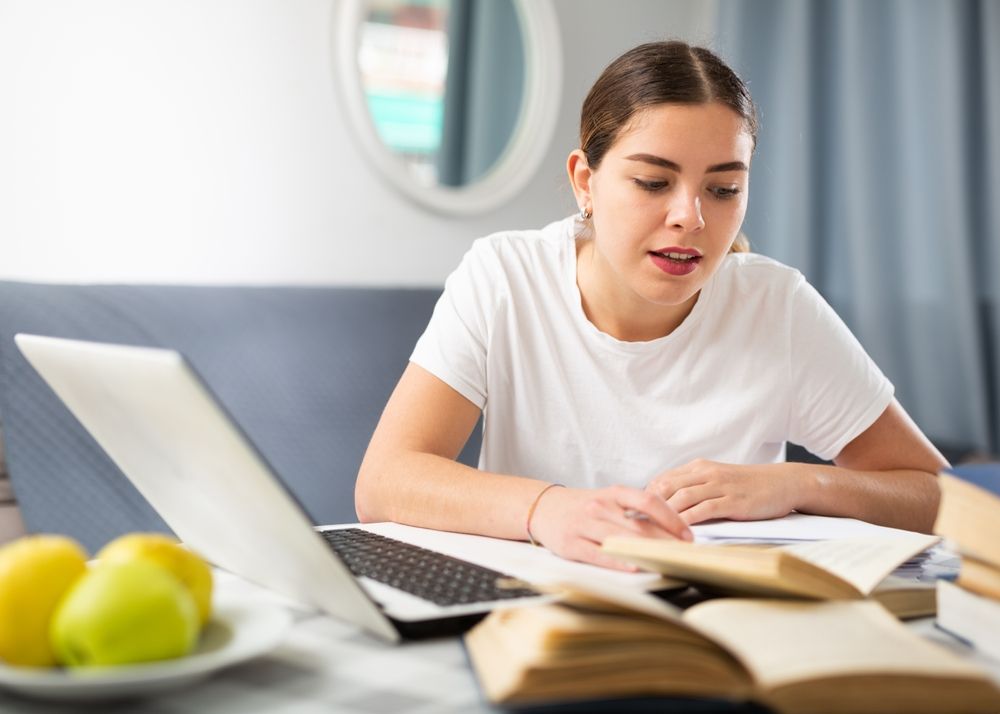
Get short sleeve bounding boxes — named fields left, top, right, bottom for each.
left=786, top=279, right=894, bottom=461
left=409, top=239, right=500, bottom=410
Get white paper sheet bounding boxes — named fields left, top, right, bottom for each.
left=691, top=513, right=925, bottom=544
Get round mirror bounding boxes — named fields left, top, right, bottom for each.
left=336, top=0, right=562, bottom=215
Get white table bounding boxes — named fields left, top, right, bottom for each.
left=0, top=570, right=492, bottom=714
left=1, top=571, right=998, bottom=713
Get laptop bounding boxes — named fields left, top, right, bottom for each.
left=14, top=333, right=556, bottom=642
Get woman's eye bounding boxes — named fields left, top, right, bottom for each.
left=633, top=178, right=668, bottom=192
left=710, top=186, right=741, bottom=199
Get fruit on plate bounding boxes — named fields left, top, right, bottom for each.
left=0, top=534, right=88, bottom=666
left=96, top=532, right=213, bottom=625
left=50, top=559, right=200, bottom=666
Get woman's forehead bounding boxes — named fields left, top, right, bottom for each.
left=610, top=102, right=754, bottom=164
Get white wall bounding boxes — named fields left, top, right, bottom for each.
left=0, top=0, right=717, bottom=286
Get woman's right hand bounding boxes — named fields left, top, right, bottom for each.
left=527, top=484, right=693, bottom=571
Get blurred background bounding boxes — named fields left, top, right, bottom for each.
left=1, top=0, right=997, bottom=460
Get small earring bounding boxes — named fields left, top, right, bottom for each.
left=579, top=206, right=592, bottom=220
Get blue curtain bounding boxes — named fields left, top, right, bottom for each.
left=716, top=0, right=1000, bottom=455
left=437, top=0, right=524, bottom=186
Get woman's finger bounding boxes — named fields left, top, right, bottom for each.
left=611, top=487, right=693, bottom=541
left=646, top=468, right=710, bottom=502
left=678, top=496, right=728, bottom=525
left=666, top=483, right=723, bottom=514
left=564, top=536, right=641, bottom=572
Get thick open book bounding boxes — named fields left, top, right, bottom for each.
left=601, top=532, right=939, bottom=615
left=465, top=579, right=1000, bottom=713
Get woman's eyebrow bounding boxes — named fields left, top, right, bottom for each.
left=706, top=160, right=749, bottom=173
left=624, top=153, right=748, bottom=173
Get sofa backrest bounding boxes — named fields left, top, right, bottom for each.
left=0, top=281, right=479, bottom=553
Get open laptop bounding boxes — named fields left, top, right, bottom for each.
left=14, top=333, right=556, bottom=642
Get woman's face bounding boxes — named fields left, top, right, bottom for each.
left=574, top=101, right=753, bottom=337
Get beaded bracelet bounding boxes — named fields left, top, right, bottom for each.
left=525, top=482, right=564, bottom=546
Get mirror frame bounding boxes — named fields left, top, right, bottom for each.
left=335, top=0, right=563, bottom=216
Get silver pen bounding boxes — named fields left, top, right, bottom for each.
left=623, top=508, right=650, bottom=522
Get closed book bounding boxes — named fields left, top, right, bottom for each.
left=937, top=579, right=1000, bottom=662
left=958, top=557, right=1000, bottom=601
left=871, top=575, right=937, bottom=619
left=466, top=578, right=1000, bottom=713
left=934, top=463, right=1000, bottom=567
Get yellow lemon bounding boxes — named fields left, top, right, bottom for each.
left=96, top=533, right=213, bottom=626
left=0, top=534, right=88, bottom=666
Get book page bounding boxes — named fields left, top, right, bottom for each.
left=602, top=537, right=859, bottom=599
left=782, top=534, right=938, bottom=595
left=466, top=602, right=751, bottom=704
left=692, top=513, right=924, bottom=543
left=869, top=575, right=936, bottom=619
left=534, top=577, right=689, bottom=625
left=682, top=598, right=989, bottom=691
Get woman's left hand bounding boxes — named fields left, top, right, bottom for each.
left=645, top=459, right=804, bottom=525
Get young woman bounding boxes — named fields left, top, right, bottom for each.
left=355, top=41, right=946, bottom=571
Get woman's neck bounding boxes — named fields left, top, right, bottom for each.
left=575, top=239, right=699, bottom=342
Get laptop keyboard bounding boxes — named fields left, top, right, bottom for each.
left=319, top=528, right=538, bottom=606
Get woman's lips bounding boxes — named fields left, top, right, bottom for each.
left=648, top=249, right=702, bottom=276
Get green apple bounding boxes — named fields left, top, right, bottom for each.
left=96, top=533, right=213, bottom=626
left=50, top=560, right=200, bottom=667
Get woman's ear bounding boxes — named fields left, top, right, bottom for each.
left=567, top=149, right=593, bottom=213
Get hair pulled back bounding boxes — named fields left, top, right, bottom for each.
left=580, top=41, right=758, bottom=252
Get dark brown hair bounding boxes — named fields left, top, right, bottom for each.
left=580, top=41, right=758, bottom=252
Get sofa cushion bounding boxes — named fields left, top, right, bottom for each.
left=0, top=281, right=479, bottom=553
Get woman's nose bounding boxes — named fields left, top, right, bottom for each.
left=666, top=189, right=705, bottom=232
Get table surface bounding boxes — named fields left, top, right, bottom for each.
left=2, top=570, right=999, bottom=714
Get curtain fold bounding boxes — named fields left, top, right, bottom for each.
left=437, top=0, right=524, bottom=187
left=982, top=0, right=1000, bottom=454
left=717, top=0, right=1000, bottom=454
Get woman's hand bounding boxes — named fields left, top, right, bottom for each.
left=645, top=459, right=804, bottom=525
left=527, top=485, right=692, bottom=571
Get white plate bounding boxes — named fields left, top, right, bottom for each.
left=0, top=594, right=292, bottom=701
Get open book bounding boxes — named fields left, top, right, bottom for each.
left=465, top=579, right=1000, bottom=713
left=601, top=532, right=939, bottom=615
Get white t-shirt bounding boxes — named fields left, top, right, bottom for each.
left=411, top=215, right=894, bottom=490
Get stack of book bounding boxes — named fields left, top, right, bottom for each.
left=934, top=462, right=1000, bottom=662
left=466, top=577, right=1000, bottom=713
left=464, top=525, right=1000, bottom=712
left=601, top=528, right=942, bottom=619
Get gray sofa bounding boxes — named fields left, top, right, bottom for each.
left=0, top=281, right=479, bottom=554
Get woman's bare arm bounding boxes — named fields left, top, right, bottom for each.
left=356, top=363, right=553, bottom=539
left=800, top=398, right=946, bottom=532
left=645, top=399, right=946, bottom=532
left=355, top=363, right=691, bottom=569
